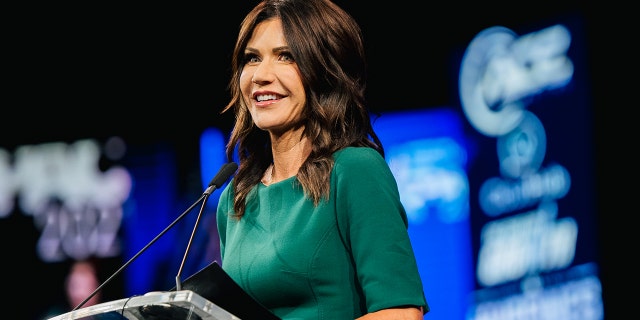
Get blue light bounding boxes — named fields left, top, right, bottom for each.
left=374, top=108, right=474, bottom=320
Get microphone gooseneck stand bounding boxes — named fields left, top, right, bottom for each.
left=72, top=162, right=238, bottom=311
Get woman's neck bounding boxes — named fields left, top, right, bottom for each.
left=268, top=131, right=310, bottom=183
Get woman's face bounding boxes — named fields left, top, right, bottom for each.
left=240, top=18, right=306, bottom=133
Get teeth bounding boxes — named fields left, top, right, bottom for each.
left=256, top=94, right=277, bottom=102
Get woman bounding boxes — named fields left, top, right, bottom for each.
left=216, top=0, right=429, bottom=318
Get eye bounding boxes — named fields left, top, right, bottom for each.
left=279, top=52, right=295, bottom=63
left=243, top=53, right=261, bottom=65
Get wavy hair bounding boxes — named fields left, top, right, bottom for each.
left=222, top=0, right=384, bottom=218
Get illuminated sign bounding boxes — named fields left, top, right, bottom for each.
left=0, top=138, right=131, bottom=262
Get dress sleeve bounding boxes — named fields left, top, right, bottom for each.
left=333, top=147, right=428, bottom=313
left=216, top=179, right=234, bottom=262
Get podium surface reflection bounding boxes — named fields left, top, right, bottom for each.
left=48, top=290, right=239, bottom=320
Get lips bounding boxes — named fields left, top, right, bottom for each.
left=253, top=91, right=283, bottom=107
left=255, top=93, right=278, bottom=102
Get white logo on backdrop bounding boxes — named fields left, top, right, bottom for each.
left=0, top=138, right=131, bottom=262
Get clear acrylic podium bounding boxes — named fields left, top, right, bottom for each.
left=47, top=290, right=240, bottom=320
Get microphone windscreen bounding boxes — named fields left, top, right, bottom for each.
left=209, top=162, right=238, bottom=188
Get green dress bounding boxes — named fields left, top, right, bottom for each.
left=217, top=147, right=428, bottom=319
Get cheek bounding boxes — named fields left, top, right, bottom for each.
left=284, top=69, right=305, bottom=96
left=239, top=70, right=252, bottom=94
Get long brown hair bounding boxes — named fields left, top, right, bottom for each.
left=222, top=0, right=383, bottom=218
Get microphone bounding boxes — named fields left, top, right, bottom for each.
left=72, top=161, right=238, bottom=311
left=202, top=161, right=239, bottom=196
left=175, top=161, right=238, bottom=291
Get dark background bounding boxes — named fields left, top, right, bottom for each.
left=4, top=1, right=605, bottom=145
left=4, top=1, right=618, bottom=318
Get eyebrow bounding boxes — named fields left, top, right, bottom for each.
left=244, top=46, right=290, bottom=54
left=271, top=46, right=290, bottom=53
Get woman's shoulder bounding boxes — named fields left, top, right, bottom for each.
left=334, top=146, right=383, bottom=162
left=333, top=147, right=387, bottom=172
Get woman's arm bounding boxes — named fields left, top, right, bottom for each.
left=356, top=306, right=424, bottom=320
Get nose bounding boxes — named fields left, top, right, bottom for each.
left=251, top=61, right=275, bottom=84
